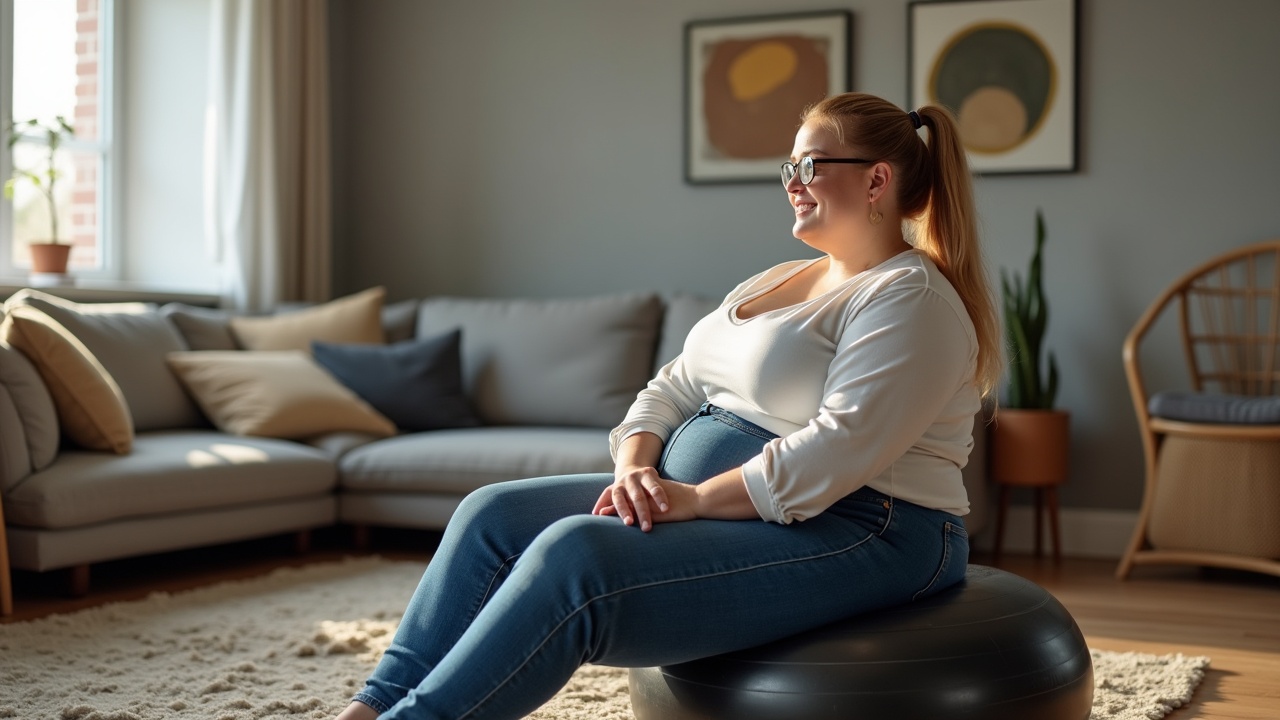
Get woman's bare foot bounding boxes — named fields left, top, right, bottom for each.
left=335, top=700, right=380, bottom=720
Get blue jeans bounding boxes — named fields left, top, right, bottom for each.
left=355, top=403, right=968, bottom=719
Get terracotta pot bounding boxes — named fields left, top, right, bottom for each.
left=29, top=242, right=72, bottom=274
left=991, top=408, right=1070, bottom=487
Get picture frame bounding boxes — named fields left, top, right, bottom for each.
left=908, top=0, right=1079, bottom=175
left=685, top=10, right=852, bottom=184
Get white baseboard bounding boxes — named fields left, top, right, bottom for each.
left=970, top=506, right=1139, bottom=559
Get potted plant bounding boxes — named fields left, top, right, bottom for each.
left=4, top=116, right=76, bottom=276
left=991, top=209, right=1070, bottom=559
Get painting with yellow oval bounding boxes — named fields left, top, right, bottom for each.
left=909, top=0, right=1078, bottom=175
left=685, top=11, right=851, bottom=184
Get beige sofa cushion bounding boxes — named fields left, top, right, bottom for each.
left=0, top=306, right=133, bottom=454
left=6, top=289, right=204, bottom=431
left=167, top=350, right=396, bottom=440
left=415, top=294, right=662, bottom=428
left=229, top=286, right=386, bottom=351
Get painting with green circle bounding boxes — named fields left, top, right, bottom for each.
left=929, top=23, right=1056, bottom=154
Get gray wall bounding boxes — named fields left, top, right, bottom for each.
left=329, top=0, right=1280, bottom=513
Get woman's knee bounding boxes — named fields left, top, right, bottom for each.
left=446, top=476, right=615, bottom=558
left=454, top=475, right=611, bottom=526
left=452, top=481, right=510, bottom=523
left=521, top=516, right=625, bottom=581
left=452, top=478, right=553, bottom=528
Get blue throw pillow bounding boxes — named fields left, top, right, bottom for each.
left=312, top=329, right=481, bottom=432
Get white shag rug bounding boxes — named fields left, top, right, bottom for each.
left=0, top=558, right=1208, bottom=720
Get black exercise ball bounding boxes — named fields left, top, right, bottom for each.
left=629, top=565, right=1093, bottom=720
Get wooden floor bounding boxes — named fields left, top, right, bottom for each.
left=3, top=529, right=1279, bottom=719
left=1004, top=555, right=1280, bottom=719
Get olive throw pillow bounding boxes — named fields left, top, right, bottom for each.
left=0, top=305, right=134, bottom=454
left=166, top=350, right=397, bottom=440
left=312, top=329, right=481, bottom=432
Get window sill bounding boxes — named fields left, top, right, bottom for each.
left=0, top=277, right=220, bottom=308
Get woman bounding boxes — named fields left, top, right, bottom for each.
left=336, top=92, right=1002, bottom=720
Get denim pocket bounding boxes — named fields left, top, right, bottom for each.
left=829, top=487, right=894, bottom=536
left=912, top=521, right=969, bottom=601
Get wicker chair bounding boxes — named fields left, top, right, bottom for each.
left=1117, top=240, right=1280, bottom=579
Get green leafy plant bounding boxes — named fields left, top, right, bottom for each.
left=4, top=116, right=75, bottom=244
left=1001, top=209, right=1059, bottom=409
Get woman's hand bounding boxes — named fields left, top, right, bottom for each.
left=592, top=466, right=697, bottom=532
left=598, top=431, right=762, bottom=530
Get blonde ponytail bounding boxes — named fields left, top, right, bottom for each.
left=914, top=106, right=1002, bottom=399
left=803, top=94, right=1003, bottom=399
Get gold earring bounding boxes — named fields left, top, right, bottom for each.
left=869, top=201, right=883, bottom=226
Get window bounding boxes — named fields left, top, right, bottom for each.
left=1, top=0, right=114, bottom=278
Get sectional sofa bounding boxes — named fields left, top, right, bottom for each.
left=0, top=286, right=988, bottom=614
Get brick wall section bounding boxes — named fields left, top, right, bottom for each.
left=70, top=0, right=98, bottom=266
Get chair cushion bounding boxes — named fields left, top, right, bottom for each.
left=1148, top=391, right=1280, bottom=424
left=2, top=430, right=336, bottom=529
left=0, top=306, right=134, bottom=454
left=415, top=294, right=662, bottom=428
left=312, top=330, right=481, bottom=432
left=229, top=286, right=386, bottom=351
left=6, top=289, right=204, bottom=431
left=339, top=426, right=613, bottom=495
left=167, top=351, right=396, bottom=439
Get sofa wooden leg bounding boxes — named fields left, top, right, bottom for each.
left=67, top=564, right=90, bottom=597
left=0, top=537, right=11, bottom=618
left=352, top=524, right=371, bottom=552
left=0, top=566, right=10, bottom=617
left=294, top=530, right=311, bottom=554
left=0, top=494, right=12, bottom=616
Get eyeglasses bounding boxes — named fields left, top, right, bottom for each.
left=781, top=156, right=873, bottom=187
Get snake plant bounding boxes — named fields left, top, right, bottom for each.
left=1000, top=210, right=1059, bottom=409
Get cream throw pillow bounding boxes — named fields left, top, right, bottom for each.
left=166, top=351, right=397, bottom=439
left=0, top=306, right=134, bottom=454
left=228, top=287, right=387, bottom=351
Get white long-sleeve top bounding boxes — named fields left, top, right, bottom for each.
left=608, top=249, right=980, bottom=524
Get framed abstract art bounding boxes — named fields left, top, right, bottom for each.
left=684, top=10, right=852, bottom=184
left=909, top=0, right=1079, bottom=174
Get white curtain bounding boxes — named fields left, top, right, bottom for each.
left=204, top=0, right=331, bottom=313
